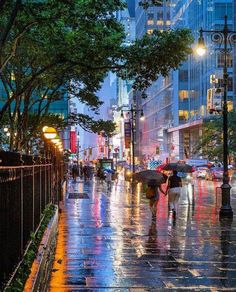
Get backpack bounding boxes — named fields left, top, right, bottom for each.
left=146, top=186, right=156, bottom=199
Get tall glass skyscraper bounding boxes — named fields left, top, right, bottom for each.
left=135, top=0, right=172, bottom=163
left=169, top=0, right=234, bottom=161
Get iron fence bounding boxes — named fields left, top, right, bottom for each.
left=0, top=151, right=64, bottom=288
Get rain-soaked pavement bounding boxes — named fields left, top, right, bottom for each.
left=48, top=176, right=236, bottom=291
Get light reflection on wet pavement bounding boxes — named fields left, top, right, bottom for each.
left=48, top=178, right=236, bottom=291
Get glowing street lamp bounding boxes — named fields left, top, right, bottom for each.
left=43, top=127, right=57, bottom=139
left=196, top=29, right=207, bottom=56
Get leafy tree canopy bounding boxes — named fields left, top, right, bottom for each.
left=193, top=111, right=236, bottom=161
left=0, top=0, right=193, bottom=152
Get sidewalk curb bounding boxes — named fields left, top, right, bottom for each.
left=24, top=206, right=58, bottom=292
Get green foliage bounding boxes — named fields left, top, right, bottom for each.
left=69, top=113, right=116, bottom=137
left=139, top=0, right=166, bottom=9
left=0, top=0, right=193, bottom=152
left=4, top=204, right=56, bottom=292
left=193, top=111, right=236, bottom=160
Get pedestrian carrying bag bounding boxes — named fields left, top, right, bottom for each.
left=146, top=186, right=155, bottom=199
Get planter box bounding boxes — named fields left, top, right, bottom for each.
left=24, top=206, right=58, bottom=292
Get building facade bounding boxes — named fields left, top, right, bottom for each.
left=135, top=0, right=172, bottom=164
left=169, top=0, right=234, bottom=161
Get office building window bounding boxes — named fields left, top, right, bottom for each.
left=215, top=3, right=232, bottom=19
left=179, top=90, right=189, bottom=100
left=157, top=10, right=163, bottom=20
left=217, top=52, right=232, bottom=68
left=179, top=69, right=188, bottom=82
left=218, top=77, right=233, bottom=91
left=147, top=13, right=154, bottom=25
left=179, top=110, right=188, bottom=121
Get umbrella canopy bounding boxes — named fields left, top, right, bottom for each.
left=162, top=163, right=194, bottom=173
left=134, top=170, right=167, bottom=184
left=104, top=168, right=115, bottom=173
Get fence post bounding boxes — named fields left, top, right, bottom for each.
left=39, top=155, right=42, bottom=216
left=32, top=155, right=35, bottom=231
left=20, top=154, right=24, bottom=255
left=44, top=155, right=47, bottom=207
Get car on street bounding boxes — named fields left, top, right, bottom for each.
left=205, top=167, right=223, bottom=181
left=196, top=167, right=208, bottom=179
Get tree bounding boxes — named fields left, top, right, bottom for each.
left=193, top=111, right=236, bottom=161
left=0, top=0, right=193, bottom=152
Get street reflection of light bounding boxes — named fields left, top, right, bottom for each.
left=49, top=212, right=67, bottom=288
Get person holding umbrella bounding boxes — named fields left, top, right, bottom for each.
left=147, top=179, right=166, bottom=221
left=166, top=170, right=182, bottom=216
left=134, top=170, right=167, bottom=220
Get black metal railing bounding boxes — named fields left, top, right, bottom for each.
left=0, top=151, right=64, bottom=288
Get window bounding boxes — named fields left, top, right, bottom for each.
left=147, top=29, right=154, bottom=35
left=157, top=20, right=164, bottom=25
left=217, top=52, right=232, bottom=68
left=157, top=10, right=163, bottom=20
left=179, top=110, right=188, bottom=121
left=218, top=77, right=233, bottom=91
left=179, top=90, right=189, bottom=100
left=179, top=70, right=188, bottom=82
left=215, top=3, right=232, bottom=19
left=147, top=13, right=154, bottom=25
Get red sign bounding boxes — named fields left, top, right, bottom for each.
left=124, top=121, right=131, bottom=149
left=70, top=131, right=77, bottom=153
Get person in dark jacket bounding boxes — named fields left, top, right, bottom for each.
left=166, top=170, right=182, bottom=216
left=147, top=179, right=165, bottom=220
left=71, top=163, right=78, bottom=181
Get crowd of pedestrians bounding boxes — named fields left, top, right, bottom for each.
left=70, top=163, right=94, bottom=182
left=69, top=163, right=117, bottom=192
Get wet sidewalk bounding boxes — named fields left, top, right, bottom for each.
left=48, top=178, right=236, bottom=291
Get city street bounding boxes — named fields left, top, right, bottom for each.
left=48, top=177, right=236, bottom=291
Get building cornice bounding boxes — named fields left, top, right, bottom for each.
left=167, top=118, right=203, bottom=133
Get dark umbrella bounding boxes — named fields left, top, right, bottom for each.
left=134, top=170, right=167, bottom=185
left=104, top=168, right=115, bottom=174
left=162, top=163, right=194, bottom=173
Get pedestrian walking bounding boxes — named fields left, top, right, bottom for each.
left=71, top=163, right=78, bottom=182
left=166, top=170, right=182, bottom=216
left=105, top=171, right=112, bottom=191
left=146, top=179, right=165, bottom=220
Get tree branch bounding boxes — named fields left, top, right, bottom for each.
left=0, top=0, right=22, bottom=47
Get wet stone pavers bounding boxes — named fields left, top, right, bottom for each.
left=48, top=178, right=236, bottom=291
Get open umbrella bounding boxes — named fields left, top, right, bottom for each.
left=104, top=168, right=115, bottom=174
left=162, top=163, right=194, bottom=173
left=134, top=170, right=167, bottom=184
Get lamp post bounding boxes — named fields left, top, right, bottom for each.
left=77, top=131, right=80, bottom=175
left=196, top=15, right=236, bottom=218
left=121, top=104, right=145, bottom=175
